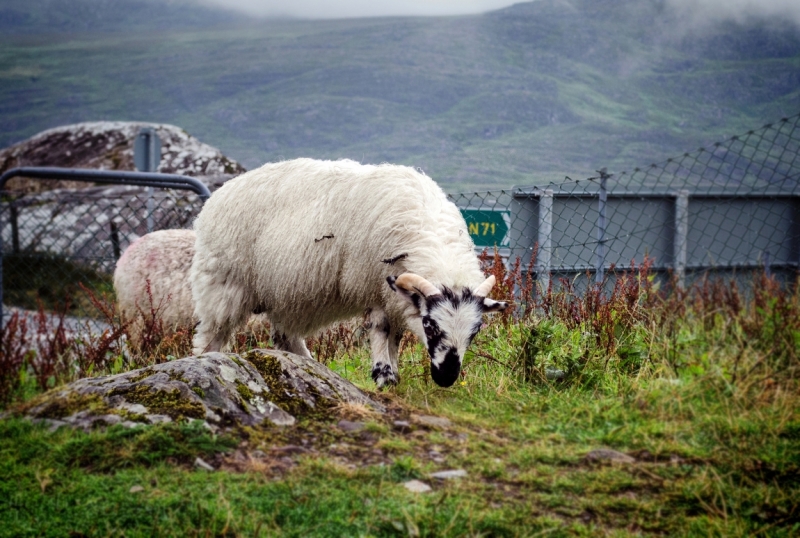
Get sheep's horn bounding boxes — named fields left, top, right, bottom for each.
left=395, top=273, right=441, bottom=297
left=474, top=275, right=496, bottom=297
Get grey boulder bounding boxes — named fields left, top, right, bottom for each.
left=20, top=350, right=383, bottom=430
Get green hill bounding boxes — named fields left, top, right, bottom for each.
left=1, top=0, right=798, bottom=190
left=0, top=0, right=245, bottom=33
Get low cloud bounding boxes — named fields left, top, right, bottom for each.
left=197, top=0, right=519, bottom=19
left=665, top=0, right=800, bottom=27
left=195, top=0, right=800, bottom=26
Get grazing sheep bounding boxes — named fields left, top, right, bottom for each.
left=190, top=158, right=507, bottom=387
left=114, top=229, right=196, bottom=338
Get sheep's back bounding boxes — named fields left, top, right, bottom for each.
left=193, top=159, right=481, bottom=334
left=114, top=229, right=196, bottom=327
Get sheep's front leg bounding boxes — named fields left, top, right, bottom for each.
left=368, top=308, right=399, bottom=388
left=389, top=330, right=403, bottom=373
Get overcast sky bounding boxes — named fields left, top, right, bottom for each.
left=198, top=0, right=800, bottom=24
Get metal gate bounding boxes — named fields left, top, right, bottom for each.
left=0, top=167, right=210, bottom=329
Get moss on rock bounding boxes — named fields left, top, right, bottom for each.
left=242, top=351, right=332, bottom=420
left=167, top=370, right=189, bottom=384
left=235, top=380, right=254, bottom=401
left=110, top=385, right=205, bottom=420
left=115, top=409, right=149, bottom=423
left=129, top=368, right=156, bottom=383
left=23, top=391, right=109, bottom=420
left=17, top=352, right=378, bottom=431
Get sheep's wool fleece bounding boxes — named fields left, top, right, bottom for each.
left=191, top=158, right=483, bottom=336
left=114, top=229, right=196, bottom=328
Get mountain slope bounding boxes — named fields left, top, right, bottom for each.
left=0, top=0, right=245, bottom=33
left=0, top=0, right=798, bottom=189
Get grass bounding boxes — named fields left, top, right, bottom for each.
left=2, top=252, right=114, bottom=317
left=0, top=259, right=798, bottom=535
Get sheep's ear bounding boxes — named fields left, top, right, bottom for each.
left=475, top=276, right=505, bottom=311
left=482, top=298, right=508, bottom=313
left=387, top=273, right=440, bottom=311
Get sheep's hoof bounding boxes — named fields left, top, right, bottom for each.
left=372, top=364, right=398, bottom=389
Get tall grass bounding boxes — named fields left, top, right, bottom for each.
left=0, top=282, right=370, bottom=404
left=1, top=251, right=798, bottom=406
left=472, top=250, right=799, bottom=390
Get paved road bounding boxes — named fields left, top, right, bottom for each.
left=2, top=306, right=112, bottom=336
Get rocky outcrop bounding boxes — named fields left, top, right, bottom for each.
left=0, top=121, right=246, bottom=193
left=0, top=122, right=246, bottom=277
left=19, top=350, right=384, bottom=431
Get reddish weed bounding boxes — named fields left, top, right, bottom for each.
left=478, top=246, right=537, bottom=322
left=536, top=258, right=658, bottom=355
left=231, top=318, right=272, bottom=354
left=0, top=311, right=31, bottom=403
left=29, top=300, right=71, bottom=390
left=76, top=283, right=129, bottom=374
left=308, top=318, right=367, bottom=365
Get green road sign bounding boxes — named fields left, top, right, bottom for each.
left=461, top=209, right=510, bottom=247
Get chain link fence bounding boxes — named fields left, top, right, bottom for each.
left=1, top=113, right=798, bottom=327
left=450, top=113, right=800, bottom=291
left=1, top=172, right=206, bottom=328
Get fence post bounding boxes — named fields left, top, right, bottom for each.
left=0, top=206, right=3, bottom=331
left=110, top=220, right=121, bottom=260
left=10, top=204, right=19, bottom=254
left=596, top=169, right=610, bottom=284
left=674, top=190, right=689, bottom=287
left=537, top=188, right=553, bottom=293
left=135, top=127, right=161, bottom=234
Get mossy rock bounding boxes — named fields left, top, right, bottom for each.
left=242, top=349, right=383, bottom=419
left=18, top=351, right=384, bottom=431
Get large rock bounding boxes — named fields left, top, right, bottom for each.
left=0, top=122, right=247, bottom=277
left=19, top=350, right=384, bottom=431
left=0, top=121, right=246, bottom=193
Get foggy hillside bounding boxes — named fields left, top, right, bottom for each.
left=1, top=0, right=798, bottom=189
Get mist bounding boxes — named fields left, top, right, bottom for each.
left=189, top=0, right=800, bottom=26
left=666, top=0, right=800, bottom=27
left=195, top=0, right=519, bottom=19
left=195, top=0, right=800, bottom=26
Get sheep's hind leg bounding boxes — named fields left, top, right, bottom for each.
left=368, top=309, right=399, bottom=388
left=270, top=324, right=313, bottom=360
left=192, top=278, right=251, bottom=355
left=193, top=317, right=240, bottom=355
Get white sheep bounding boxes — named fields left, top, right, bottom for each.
left=190, top=158, right=507, bottom=387
left=114, top=229, right=196, bottom=338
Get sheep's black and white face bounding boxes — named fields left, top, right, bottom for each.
left=388, top=274, right=507, bottom=387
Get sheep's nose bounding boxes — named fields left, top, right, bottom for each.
left=431, top=348, right=460, bottom=387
